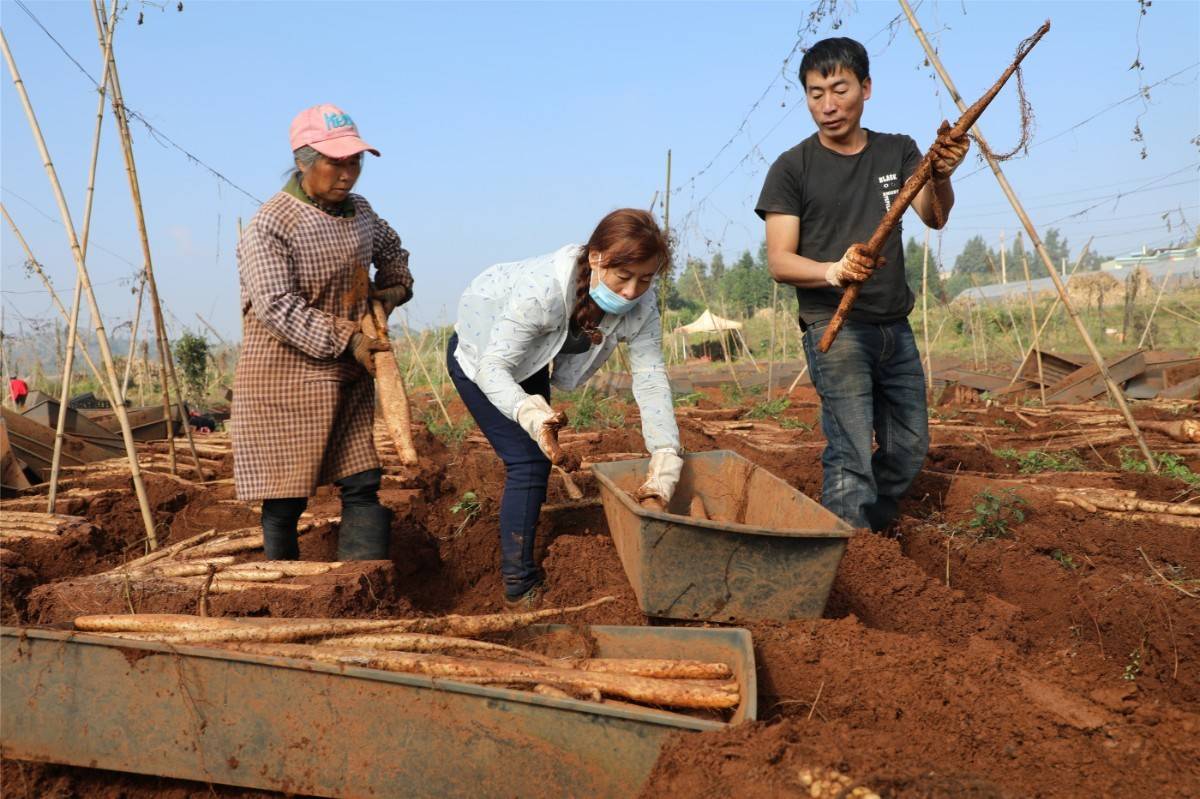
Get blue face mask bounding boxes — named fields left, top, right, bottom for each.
left=590, top=279, right=638, bottom=315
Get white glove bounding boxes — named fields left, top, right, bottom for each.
left=516, top=394, right=576, bottom=467
left=825, top=244, right=881, bottom=287
left=516, top=393, right=554, bottom=444
left=636, top=449, right=684, bottom=505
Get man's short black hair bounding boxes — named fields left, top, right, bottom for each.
left=799, top=37, right=870, bottom=88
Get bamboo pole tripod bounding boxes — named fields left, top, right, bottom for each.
left=0, top=24, right=159, bottom=545
left=91, top=0, right=203, bottom=478
left=896, top=0, right=1157, bottom=472
left=45, top=0, right=121, bottom=510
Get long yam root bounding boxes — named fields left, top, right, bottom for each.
left=231, top=643, right=739, bottom=710
left=73, top=597, right=616, bottom=641
left=318, top=632, right=559, bottom=666
left=579, top=657, right=732, bottom=680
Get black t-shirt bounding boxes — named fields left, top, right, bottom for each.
left=756, top=130, right=921, bottom=325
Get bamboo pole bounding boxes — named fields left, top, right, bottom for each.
left=1, top=204, right=110, bottom=393
left=400, top=314, right=453, bottom=428
left=1020, top=255, right=1047, bottom=405
left=982, top=251, right=1024, bottom=356
left=1136, top=263, right=1174, bottom=349
left=920, top=228, right=933, bottom=390
left=691, top=268, right=740, bottom=390
left=897, top=0, right=1157, bottom=472
left=195, top=312, right=228, bottom=347
left=92, top=0, right=202, bottom=476
left=1, top=23, right=159, bottom=545
left=122, top=276, right=145, bottom=401
left=1006, top=239, right=1091, bottom=387
left=139, top=341, right=149, bottom=406
left=766, top=281, right=779, bottom=400
left=47, top=6, right=119, bottom=511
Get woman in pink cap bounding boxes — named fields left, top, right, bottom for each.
left=232, top=104, right=413, bottom=562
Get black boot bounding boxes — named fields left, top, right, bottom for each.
left=261, top=497, right=307, bottom=560
left=336, top=503, right=393, bottom=561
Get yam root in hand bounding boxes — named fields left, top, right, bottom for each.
left=539, top=412, right=580, bottom=470
left=363, top=299, right=419, bottom=465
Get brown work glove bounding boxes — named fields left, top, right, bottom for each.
left=930, top=120, right=971, bottom=181
left=370, top=283, right=412, bottom=317
left=346, top=332, right=390, bottom=377
left=826, top=244, right=886, bottom=287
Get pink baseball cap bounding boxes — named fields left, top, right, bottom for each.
left=289, top=104, right=380, bottom=159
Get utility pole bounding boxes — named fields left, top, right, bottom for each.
left=999, top=229, right=1006, bottom=284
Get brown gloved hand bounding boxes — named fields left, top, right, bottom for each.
left=826, top=244, right=886, bottom=287
left=369, top=283, right=412, bottom=317
left=930, top=120, right=970, bottom=181
left=346, top=332, right=390, bottom=377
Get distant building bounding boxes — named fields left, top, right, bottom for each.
left=1100, top=244, right=1199, bottom=272
left=953, top=247, right=1199, bottom=306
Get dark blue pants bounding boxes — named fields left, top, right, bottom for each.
left=801, top=318, right=930, bottom=531
left=446, top=333, right=550, bottom=598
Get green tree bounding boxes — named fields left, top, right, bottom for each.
left=675, top=256, right=708, bottom=305
left=1042, top=228, right=1070, bottom=276
left=721, top=248, right=772, bottom=317
left=173, top=331, right=210, bottom=402
left=709, top=251, right=726, bottom=287
left=952, top=235, right=995, bottom=280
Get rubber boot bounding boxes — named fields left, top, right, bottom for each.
left=261, top=497, right=306, bottom=560
left=336, top=503, right=393, bottom=561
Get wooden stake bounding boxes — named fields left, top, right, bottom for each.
left=30, top=2, right=122, bottom=509
left=1136, top=263, right=1174, bottom=349
left=920, top=228, right=933, bottom=390
left=1005, top=239, right=1091, bottom=387
left=766, top=281, right=779, bottom=400
left=194, top=312, right=228, bottom=347
left=1019, top=253, right=1047, bottom=405
left=1, top=203, right=109, bottom=393
left=983, top=251, right=1024, bottom=356
left=400, top=314, right=453, bottom=428
left=1, top=21, right=158, bottom=545
left=690, top=267, right=740, bottom=390
left=122, top=275, right=145, bottom=402
left=92, top=0, right=203, bottom=477
left=897, top=0, right=1156, bottom=472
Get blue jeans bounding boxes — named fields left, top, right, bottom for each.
left=801, top=318, right=929, bottom=531
left=446, top=333, right=550, bottom=598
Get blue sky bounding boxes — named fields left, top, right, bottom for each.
left=2, top=0, right=1197, bottom=347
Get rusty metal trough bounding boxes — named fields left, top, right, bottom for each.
left=592, top=450, right=853, bottom=623
left=1, top=622, right=755, bottom=798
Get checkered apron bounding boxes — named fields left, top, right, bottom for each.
left=231, top=191, right=411, bottom=500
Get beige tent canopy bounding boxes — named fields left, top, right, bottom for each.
left=673, top=309, right=743, bottom=335
left=672, top=309, right=757, bottom=366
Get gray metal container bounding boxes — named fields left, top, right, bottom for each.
left=2, top=623, right=755, bottom=798
left=592, top=449, right=853, bottom=622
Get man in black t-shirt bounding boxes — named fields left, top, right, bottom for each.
left=756, top=37, right=968, bottom=532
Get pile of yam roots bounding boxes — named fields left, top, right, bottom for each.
left=73, top=598, right=740, bottom=712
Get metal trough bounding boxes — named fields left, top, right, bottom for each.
left=592, top=450, right=853, bottom=623
left=1, top=623, right=755, bottom=798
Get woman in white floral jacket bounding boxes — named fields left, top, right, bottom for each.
left=448, top=209, right=683, bottom=606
